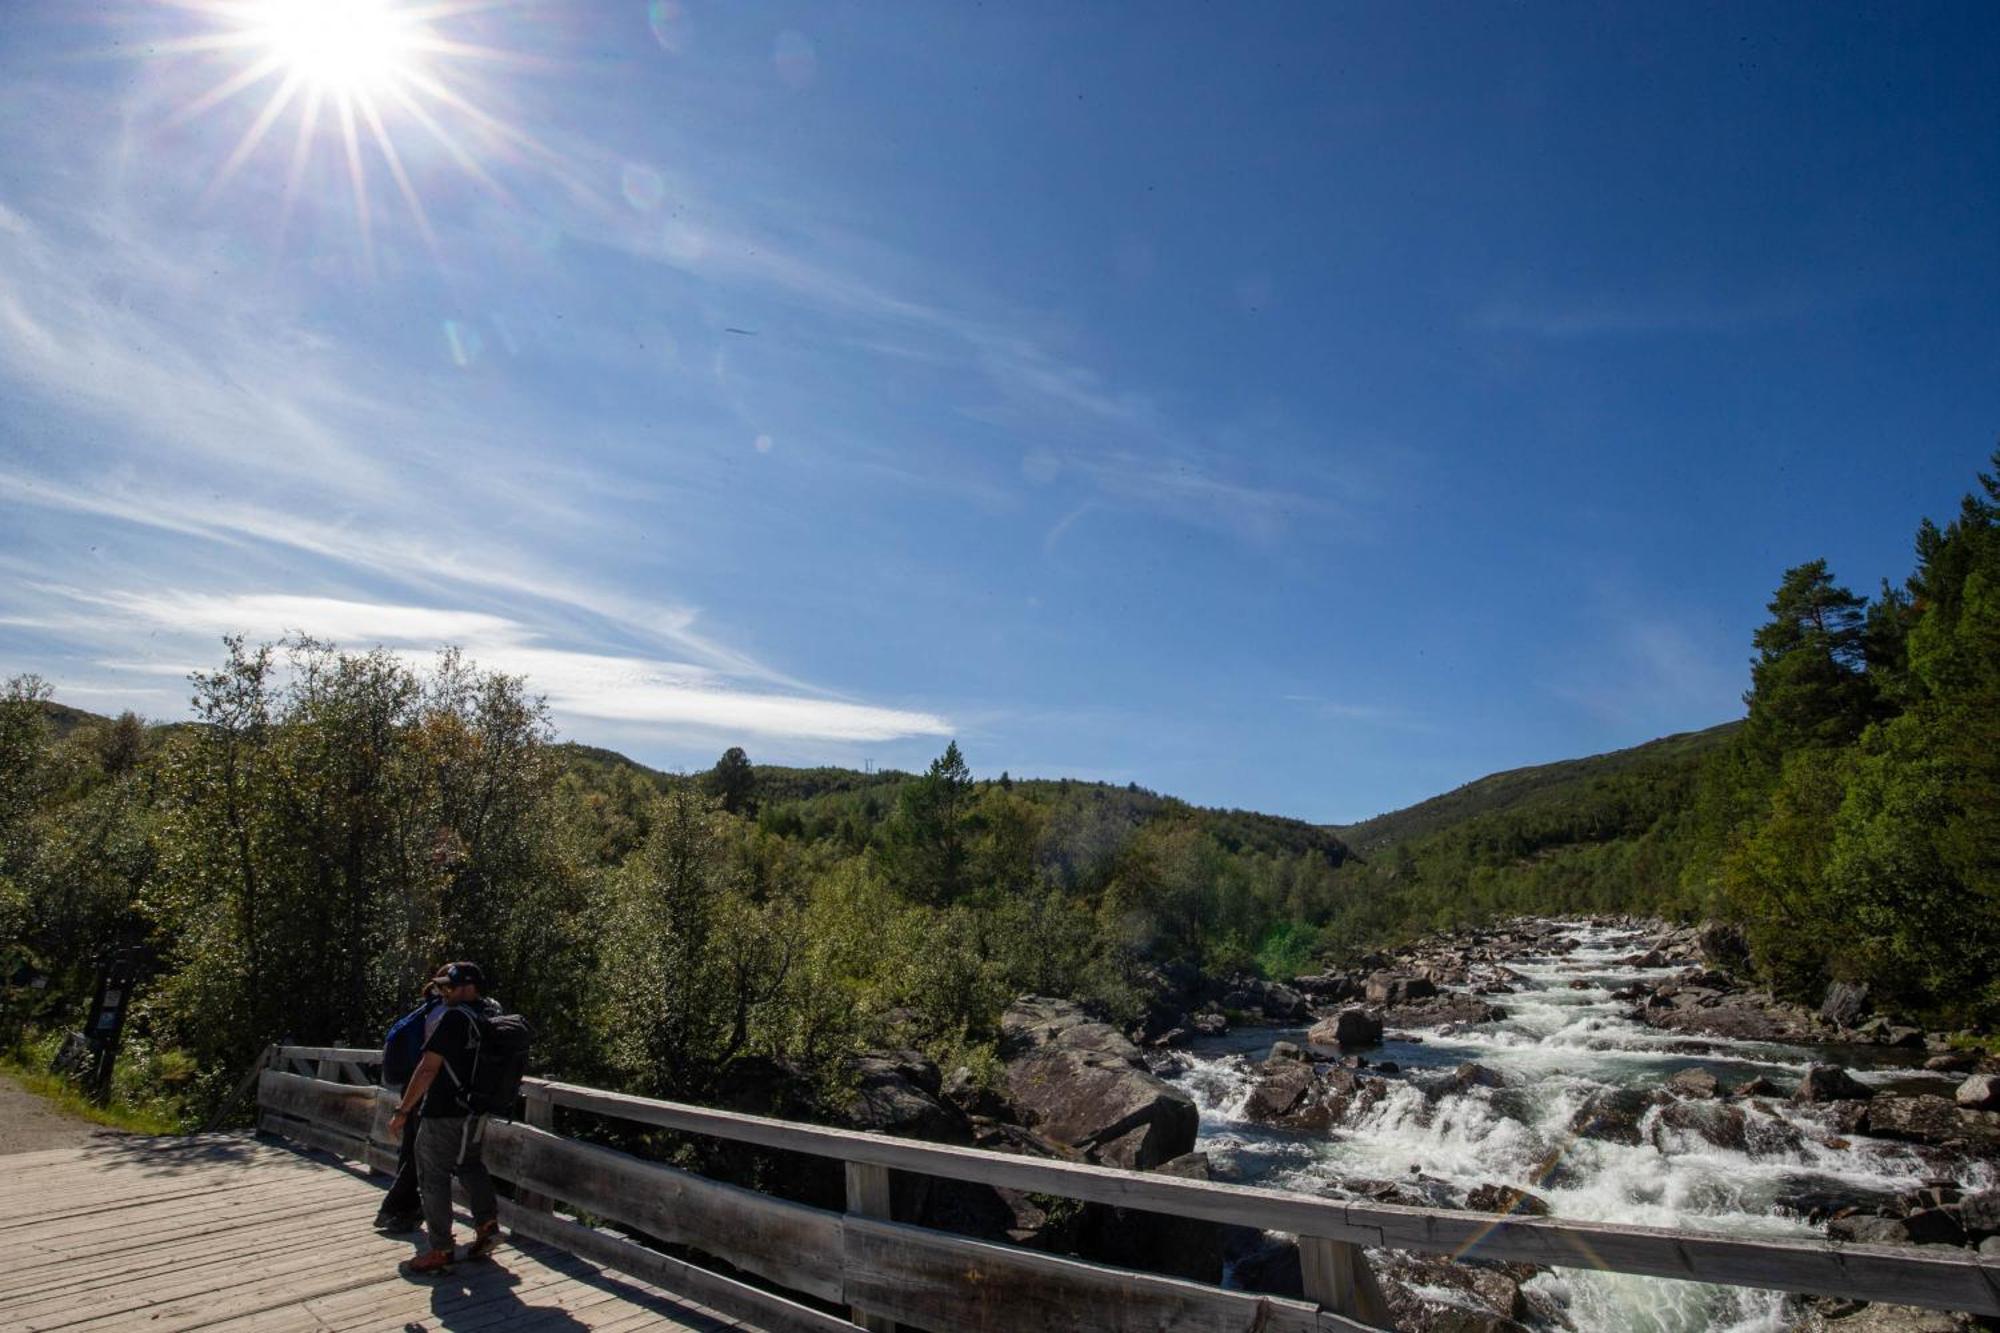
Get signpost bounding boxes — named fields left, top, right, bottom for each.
left=82, top=948, right=141, bottom=1102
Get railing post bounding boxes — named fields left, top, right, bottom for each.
left=518, top=1087, right=557, bottom=1213
left=1299, top=1234, right=1393, bottom=1328
left=844, top=1156, right=894, bottom=1333
left=315, top=1057, right=338, bottom=1082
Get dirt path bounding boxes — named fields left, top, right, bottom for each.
left=0, top=1072, right=129, bottom=1154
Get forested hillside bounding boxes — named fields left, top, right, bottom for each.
left=1322, top=450, right=2000, bottom=1030
left=2, top=450, right=1995, bottom=1126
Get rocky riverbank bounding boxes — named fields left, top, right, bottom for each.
left=721, top=917, right=1997, bottom=1330
left=1168, top=918, right=1999, bottom=1332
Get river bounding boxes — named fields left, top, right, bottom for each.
left=1168, top=920, right=1991, bottom=1331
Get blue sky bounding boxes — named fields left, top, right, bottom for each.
left=1, top=2, right=1995, bottom=823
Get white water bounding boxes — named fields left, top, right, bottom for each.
left=1171, top=921, right=1992, bottom=1332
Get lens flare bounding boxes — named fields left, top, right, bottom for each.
left=155, top=0, right=548, bottom=265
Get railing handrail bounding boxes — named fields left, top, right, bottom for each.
left=266, top=1044, right=2000, bottom=1318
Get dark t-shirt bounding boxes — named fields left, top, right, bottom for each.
left=419, top=1005, right=479, bottom=1118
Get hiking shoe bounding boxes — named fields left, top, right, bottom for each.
left=400, top=1247, right=454, bottom=1278
left=463, top=1220, right=503, bottom=1261
left=373, top=1210, right=422, bottom=1233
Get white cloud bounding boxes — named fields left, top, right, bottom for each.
left=28, top=586, right=951, bottom=745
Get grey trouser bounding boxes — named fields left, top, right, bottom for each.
left=416, top=1114, right=497, bottom=1252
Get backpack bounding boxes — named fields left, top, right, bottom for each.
left=451, top=1004, right=534, bottom=1118
left=381, top=999, right=438, bottom=1089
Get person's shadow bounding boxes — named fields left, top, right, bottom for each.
left=404, top=1243, right=738, bottom=1332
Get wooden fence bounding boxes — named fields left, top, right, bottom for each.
left=254, top=1044, right=2000, bottom=1332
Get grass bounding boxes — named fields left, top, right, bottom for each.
left=0, top=1059, right=185, bottom=1136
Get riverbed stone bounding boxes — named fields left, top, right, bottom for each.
left=1954, top=1072, right=2000, bottom=1110
left=1956, top=1188, right=2000, bottom=1236
left=1465, top=1182, right=1551, bottom=1216
left=1308, top=1006, right=1383, bottom=1049
left=1569, top=1087, right=1669, bottom=1146
left=1794, top=1064, right=1874, bottom=1103
left=1655, top=1098, right=1748, bottom=1151
left=1826, top=1214, right=1911, bottom=1245
left=1864, top=1095, right=1962, bottom=1145
left=1244, top=1061, right=1318, bottom=1123
left=1665, top=1066, right=1720, bottom=1099
left=1898, top=1206, right=1965, bottom=1247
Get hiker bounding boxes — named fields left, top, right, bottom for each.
left=387, top=961, right=503, bottom=1275
left=373, top=976, right=444, bottom=1232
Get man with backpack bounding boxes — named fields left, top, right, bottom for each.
left=373, top=977, right=444, bottom=1232
left=387, top=961, right=504, bottom=1276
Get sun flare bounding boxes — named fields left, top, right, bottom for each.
left=246, top=0, right=421, bottom=94
left=156, top=0, right=540, bottom=262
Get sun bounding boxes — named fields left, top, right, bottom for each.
left=154, top=0, right=542, bottom=262
left=245, top=0, right=422, bottom=95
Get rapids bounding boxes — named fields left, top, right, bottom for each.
left=1170, top=920, right=1992, bottom=1332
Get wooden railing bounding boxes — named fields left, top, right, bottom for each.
left=254, top=1045, right=2000, bottom=1332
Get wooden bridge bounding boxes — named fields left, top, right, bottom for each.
left=3, top=1044, right=1995, bottom=1332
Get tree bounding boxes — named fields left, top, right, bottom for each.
left=708, top=747, right=757, bottom=815
left=1743, top=560, right=1875, bottom=755
left=880, top=741, right=973, bottom=904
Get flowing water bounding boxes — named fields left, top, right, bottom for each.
left=1170, top=920, right=1991, bottom=1332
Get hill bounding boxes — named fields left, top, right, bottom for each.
left=1334, top=720, right=1741, bottom=857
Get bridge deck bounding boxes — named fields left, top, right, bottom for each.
left=0, top=1135, right=759, bottom=1333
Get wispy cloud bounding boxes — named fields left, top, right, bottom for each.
left=21, top=587, right=952, bottom=744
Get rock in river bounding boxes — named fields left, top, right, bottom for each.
left=1308, top=1006, right=1384, bottom=1050
left=1793, top=1064, right=1873, bottom=1104
left=1000, top=996, right=1198, bottom=1170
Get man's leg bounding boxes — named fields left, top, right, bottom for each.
left=415, top=1116, right=462, bottom=1254
left=378, top=1111, right=422, bottom=1222
left=457, top=1116, right=499, bottom=1236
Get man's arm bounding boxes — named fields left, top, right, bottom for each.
left=390, top=1052, right=444, bottom=1126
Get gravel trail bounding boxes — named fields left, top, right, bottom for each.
left=0, top=1072, right=129, bottom=1154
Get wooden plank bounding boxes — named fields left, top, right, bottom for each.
left=842, top=1214, right=1350, bottom=1333
left=6, top=1220, right=391, bottom=1329
left=272, top=1044, right=382, bottom=1064
left=517, top=1090, right=557, bottom=1212
left=1299, top=1236, right=1393, bottom=1329
left=256, top=1069, right=377, bottom=1140
left=842, top=1161, right=893, bottom=1333
left=482, top=1121, right=846, bottom=1305
left=497, top=1202, right=858, bottom=1333
left=528, top=1078, right=2000, bottom=1315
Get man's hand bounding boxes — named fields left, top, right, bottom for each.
left=389, top=1108, right=410, bottom=1134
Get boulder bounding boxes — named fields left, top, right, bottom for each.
left=1960, top=1188, right=2000, bottom=1237
left=1244, top=1061, right=1319, bottom=1124
left=847, top=1050, right=972, bottom=1144
left=999, top=997, right=1199, bottom=1170
left=942, top=1065, right=1014, bottom=1122
left=1923, top=1051, right=1977, bottom=1073
left=1308, top=1006, right=1383, bottom=1050
left=1465, top=1183, right=1551, bottom=1216
left=1899, top=1207, right=1965, bottom=1247
left=1864, top=1095, right=1964, bottom=1145
left=1733, top=1075, right=1782, bottom=1099
left=1569, top=1087, right=1669, bottom=1146
left=1267, top=1040, right=1307, bottom=1063
left=1665, top=1067, right=1720, bottom=1099
left=1259, top=983, right=1312, bottom=1023
left=1364, top=972, right=1437, bottom=1005
left=1825, top=1214, right=1911, bottom=1245
left=1191, top=1012, right=1228, bottom=1037
left=1292, top=973, right=1358, bottom=1002
left=1654, top=1099, right=1748, bottom=1152
left=1820, top=979, right=1870, bottom=1028
left=1955, top=1072, right=2000, bottom=1111
left=1794, top=1065, right=1874, bottom=1104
